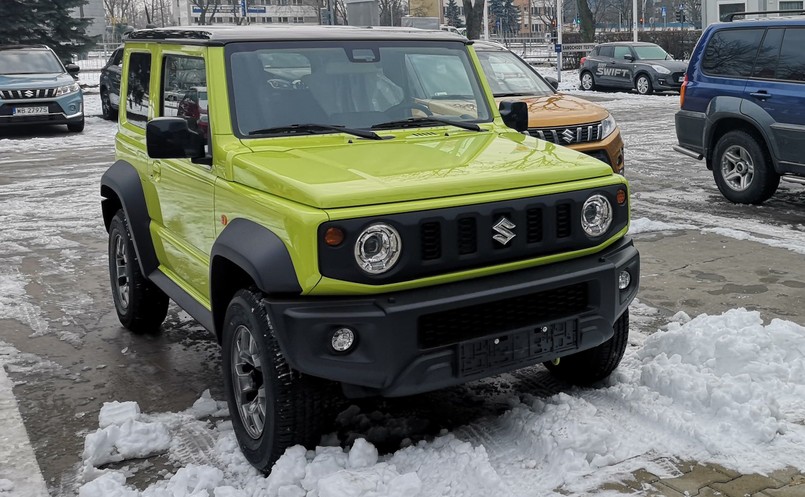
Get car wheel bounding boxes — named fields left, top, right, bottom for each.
left=67, top=117, right=85, bottom=132
left=712, top=130, right=779, bottom=204
left=635, top=75, right=653, bottom=95
left=544, top=310, right=629, bottom=385
left=101, top=89, right=117, bottom=121
left=580, top=71, right=596, bottom=91
left=107, top=210, right=169, bottom=332
left=222, top=289, right=340, bottom=473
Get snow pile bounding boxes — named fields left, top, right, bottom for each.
left=76, top=308, right=805, bottom=497
left=629, top=217, right=696, bottom=234
left=81, top=402, right=171, bottom=479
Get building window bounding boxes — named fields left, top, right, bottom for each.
left=717, top=2, right=746, bottom=21
left=293, top=16, right=304, bottom=22
left=780, top=1, right=803, bottom=9
left=278, top=16, right=289, bottom=22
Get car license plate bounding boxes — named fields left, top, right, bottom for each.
left=13, top=106, right=48, bottom=115
left=459, top=320, right=579, bottom=376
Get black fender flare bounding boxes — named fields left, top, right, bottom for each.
left=703, top=96, right=779, bottom=166
left=209, top=218, right=302, bottom=338
left=100, top=160, right=158, bottom=275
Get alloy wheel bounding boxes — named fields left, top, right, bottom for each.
left=581, top=73, right=593, bottom=90
left=720, top=145, right=755, bottom=191
left=637, top=77, right=650, bottom=94
left=231, top=325, right=266, bottom=439
left=113, top=233, right=130, bottom=310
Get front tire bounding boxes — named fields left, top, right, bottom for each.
left=580, top=71, right=596, bottom=91
left=222, top=289, right=338, bottom=473
left=635, top=74, right=653, bottom=95
left=712, top=130, right=779, bottom=204
left=67, top=117, right=85, bottom=132
left=544, top=310, right=629, bottom=385
left=107, top=210, right=169, bottom=332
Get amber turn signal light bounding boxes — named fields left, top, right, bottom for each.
left=616, top=189, right=627, bottom=206
left=324, top=227, right=345, bottom=246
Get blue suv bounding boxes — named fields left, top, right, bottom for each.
left=674, top=12, right=805, bottom=204
left=0, top=45, right=84, bottom=132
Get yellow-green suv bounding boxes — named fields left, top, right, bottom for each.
left=100, top=25, right=639, bottom=472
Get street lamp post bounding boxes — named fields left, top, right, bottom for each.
left=633, top=0, right=638, bottom=41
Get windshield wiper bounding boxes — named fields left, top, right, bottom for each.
left=247, top=123, right=384, bottom=140
left=372, top=117, right=482, bottom=132
left=495, top=92, right=537, bottom=97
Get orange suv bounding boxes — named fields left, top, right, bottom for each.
left=475, top=41, right=625, bottom=174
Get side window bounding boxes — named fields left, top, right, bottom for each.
left=613, top=46, right=631, bottom=60
left=126, top=52, right=151, bottom=127
left=776, top=28, right=805, bottom=82
left=702, top=28, right=764, bottom=77
left=162, top=55, right=208, bottom=140
left=109, top=48, right=123, bottom=67
left=599, top=46, right=615, bottom=58
left=751, top=29, right=783, bottom=80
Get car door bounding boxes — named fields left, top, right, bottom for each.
left=610, top=45, right=635, bottom=89
left=107, top=48, right=124, bottom=108
left=147, top=50, right=216, bottom=301
left=592, top=45, right=616, bottom=87
left=744, top=27, right=805, bottom=166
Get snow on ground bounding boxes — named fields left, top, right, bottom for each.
left=76, top=304, right=805, bottom=497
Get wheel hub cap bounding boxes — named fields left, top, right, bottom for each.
left=721, top=145, right=755, bottom=191
left=232, top=325, right=266, bottom=439
left=113, top=233, right=129, bottom=310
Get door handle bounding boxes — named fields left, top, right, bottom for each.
left=749, top=91, right=771, bottom=100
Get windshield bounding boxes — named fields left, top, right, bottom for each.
left=227, top=41, right=492, bottom=136
left=633, top=45, right=669, bottom=60
left=476, top=50, right=553, bottom=97
left=0, top=50, right=64, bottom=75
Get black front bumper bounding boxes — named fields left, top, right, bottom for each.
left=267, top=237, right=639, bottom=398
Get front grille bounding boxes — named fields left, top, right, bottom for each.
left=317, top=185, right=629, bottom=285
left=418, top=282, right=589, bottom=349
left=528, top=123, right=603, bottom=145
left=0, top=88, right=57, bottom=100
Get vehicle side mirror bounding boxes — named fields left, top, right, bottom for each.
left=499, top=101, right=529, bottom=132
left=65, top=63, right=80, bottom=75
left=146, top=117, right=206, bottom=159
left=623, top=53, right=634, bottom=61
left=545, top=76, right=559, bottom=90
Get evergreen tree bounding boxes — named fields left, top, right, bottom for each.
left=489, top=0, right=520, bottom=37
left=0, top=0, right=98, bottom=61
left=446, top=0, right=464, bottom=28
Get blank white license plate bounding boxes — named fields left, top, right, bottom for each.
left=13, top=106, right=48, bottom=115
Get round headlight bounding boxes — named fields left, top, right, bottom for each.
left=581, top=194, right=613, bottom=237
left=354, top=223, right=401, bottom=274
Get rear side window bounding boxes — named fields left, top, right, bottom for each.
left=126, top=52, right=151, bottom=127
left=776, top=28, right=805, bottom=81
left=751, top=29, right=783, bottom=79
left=599, top=46, right=615, bottom=58
left=702, top=28, right=764, bottom=77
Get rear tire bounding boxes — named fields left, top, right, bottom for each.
left=712, top=130, right=779, bottom=204
left=101, top=89, right=117, bottom=121
left=222, top=289, right=339, bottom=473
left=580, top=71, right=596, bottom=91
left=107, top=210, right=169, bottom=333
left=544, top=310, right=629, bottom=385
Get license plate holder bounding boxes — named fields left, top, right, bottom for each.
left=459, top=320, right=579, bottom=376
left=13, top=106, right=49, bottom=116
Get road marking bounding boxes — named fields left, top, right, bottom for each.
left=0, top=366, right=49, bottom=497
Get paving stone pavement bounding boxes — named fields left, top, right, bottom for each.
left=595, top=461, right=805, bottom=496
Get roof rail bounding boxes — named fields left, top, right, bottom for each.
left=724, top=9, right=805, bottom=21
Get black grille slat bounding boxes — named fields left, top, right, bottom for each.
left=457, top=217, right=477, bottom=255
left=418, top=282, right=589, bottom=349
left=528, top=123, right=602, bottom=145
left=526, top=208, right=543, bottom=243
left=421, top=222, right=442, bottom=260
left=556, top=204, right=572, bottom=238
left=0, top=88, right=55, bottom=100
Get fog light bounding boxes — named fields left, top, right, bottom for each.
left=618, top=270, right=631, bottom=290
left=331, top=327, right=355, bottom=353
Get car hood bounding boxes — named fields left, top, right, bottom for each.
left=636, top=59, right=688, bottom=72
left=495, top=93, right=609, bottom=128
left=232, top=130, right=614, bottom=209
left=0, top=72, right=72, bottom=89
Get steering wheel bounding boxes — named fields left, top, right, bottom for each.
left=267, top=78, right=292, bottom=89
left=387, top=100, right=433, bottom=118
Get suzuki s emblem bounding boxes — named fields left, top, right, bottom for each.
left=492, top=216, right=516, bottom=245
left=561, top=128, right=575, bottom=143
left=24, top=90, right=34, bottom=98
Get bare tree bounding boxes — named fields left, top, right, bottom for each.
left=378, top=0, right=405, bottom=25
left=462, top=0, right=486, bottom=39
left=190, top=0, right=223, bottom=25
